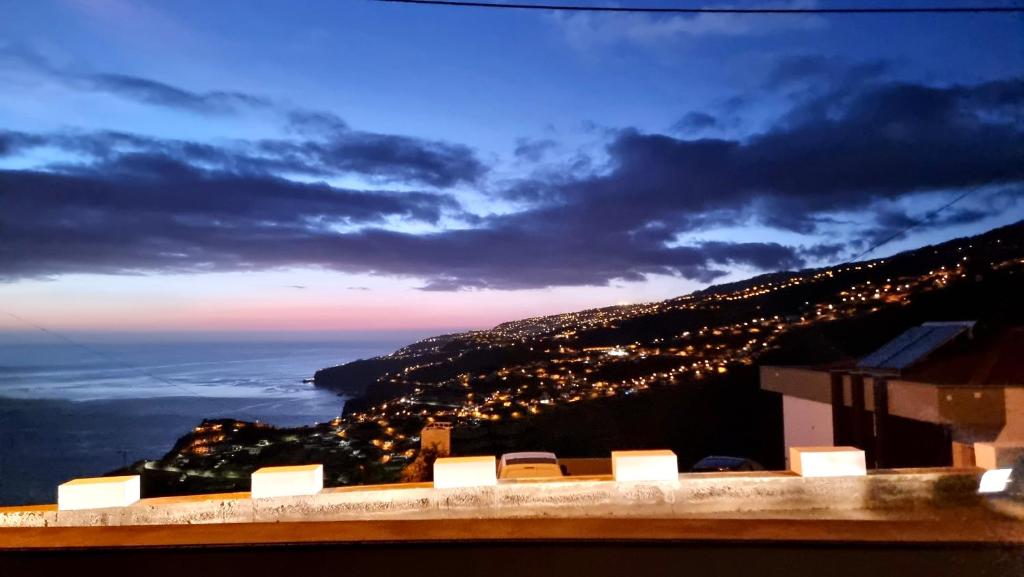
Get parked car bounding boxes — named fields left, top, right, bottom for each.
left=498, top=452, right=564, bottom=479
left=690, top=456, right=764, bottom=473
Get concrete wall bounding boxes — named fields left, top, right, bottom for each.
left=0, top=469, right=986, bottom=529
left=760, top=367, right=832, bottom=404
left=997, top=388, right=1024, bottom=443
left=782, top=395, right=834, bottom=466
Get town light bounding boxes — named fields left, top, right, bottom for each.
left=57, top=475, right=140, bottom=511
left=250, top=464, right=323, bottom=499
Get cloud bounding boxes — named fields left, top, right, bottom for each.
left=554, top=78, right=1022, bottom=238
left=555, top=0, right=826, bottom=48
left=0, top=131, right=44, bottom=156
left=286, top=110, right=350, bottom=135
left=0, top=147, right=805, bottom=288
left=0, top=154, right=461, bottom=279
left=513, top=138, right=558, bottom=163
left=799, top=243, right=846, bottom=261
left=1, top=64, right=1020, bottom=290
left=84, top=73, right=271, bottom=114
left=855, top=191, right=1023, bottom=248
left=0, top=126, right=486, bottom=188
left=762, top=54, right=891, bottom=91
left=670, top=111, right=719, bottom=134
left=0, top=48, right=488, bottom=187
left=0, top=45, right=269, bottom=115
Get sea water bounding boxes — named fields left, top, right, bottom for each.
left=0, top=339, right=401, bottom=505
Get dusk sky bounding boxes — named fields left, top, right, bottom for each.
left=0, top=0, right=1021, bottom=337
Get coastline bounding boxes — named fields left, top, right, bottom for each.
left=0, top=394, right=346, bottom=506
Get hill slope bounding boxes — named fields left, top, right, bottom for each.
left=129, top=221, right=1024, bottom=496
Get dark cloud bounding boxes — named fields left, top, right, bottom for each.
left=1, top=60, right=1020, bottom=290
left=699, top=241, right=803, bottom=271
left=513, top=138, right=558, bottom=162
left=255, top=131, right=486, bottom=188
left=0, top=46, right=269, bottom=115
left=855, top=202, right=1015, bottom=248
left=0, top=126, right=486, bottom=188
left=0, top=151, right=803, bottom=289
left=85, top=73, right=271, bottom=115
left=670, top=111, right=718, bottom=134
left=537, top=78, right=1022, bottom=238
left=0, top=131, right=44, bottom=156
left=800, top=243, right=846, bottom=261
left=0, top=154, right=460, bottom=279
left=286, top=110, right=350, bottom=135
left=2, top=48, right=484, bottom=186
left=763, top=54, right=891, bottom=92
left=320, top=132, right=484, bottom=187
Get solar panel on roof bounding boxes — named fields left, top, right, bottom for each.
left=882, top=325, right=966, bottom=370
left=858, top=324, right=969, bottom=371
left=858, top=326, right=932, bottom=369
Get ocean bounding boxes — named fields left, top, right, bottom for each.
left=0, top=339, right=402, bottom=505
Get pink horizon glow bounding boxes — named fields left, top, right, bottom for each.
left=0, top=269, right=708, bottom=334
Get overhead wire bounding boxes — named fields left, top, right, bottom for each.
left=374, top=0, right=1024, bottom=15
left=3, top=311, right=207, bottom=397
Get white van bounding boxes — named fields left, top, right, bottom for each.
left=498, top=452, right=564, bottom=480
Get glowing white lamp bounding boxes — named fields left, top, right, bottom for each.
left=974, top=442, right=1024, bottom=470
left=57, top=475, right=141, bottom=511
left=250, top=464, right=323, bottom=499
left=611, top=450, right=679, bottom=482
left=978, top=468, right=1013, bottom=494
left=789, top=446, right=866, bottom=477
left=433, top=456, right=497, bottom=489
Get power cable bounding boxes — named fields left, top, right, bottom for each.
left=842, top=179, right=1015, bottom=264
left=3, top=311, right=206, bottom=397
left=374, top=0, right=1024, bottom=15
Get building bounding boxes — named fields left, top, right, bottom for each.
left=420, top=422, right=452, bottom=456
left=761, top=323, right=1024, bottom=469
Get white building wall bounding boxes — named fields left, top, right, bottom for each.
left=783, top=395, right=834, bottom=467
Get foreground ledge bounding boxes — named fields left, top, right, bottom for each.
left=1, top=515, right=1023, bottom=550
left=0, top=467, right=1017, bottom=546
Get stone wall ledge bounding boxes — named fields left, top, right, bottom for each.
left=0, top=467, right=989, bottom=529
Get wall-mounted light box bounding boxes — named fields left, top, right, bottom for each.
left=57, top=475, right=141, bottom=511
left=433, top=456, right=497, bottom=489
left=611, top=450, right=679, bottom=482
left=789, top=446, right=866, bottom=477
left=250, top=464, right=324, bottom=499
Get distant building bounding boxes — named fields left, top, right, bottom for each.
left=420, top=422, right=452, bottom=456
left=761, top=323, right=1024, bottom=469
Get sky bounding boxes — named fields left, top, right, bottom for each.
left=0, top=0, right=1022, bottom=338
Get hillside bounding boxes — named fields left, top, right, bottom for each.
left=124, top=221, right=1024, bottom=496
left=315, top=221, right=1024, bottom=402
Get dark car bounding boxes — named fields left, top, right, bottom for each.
left=690, top=456, right=764, bottom=473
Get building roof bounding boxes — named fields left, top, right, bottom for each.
left=857, top=322, right=974, bottom=372
left=898, top=326, right=1024, bottom=386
